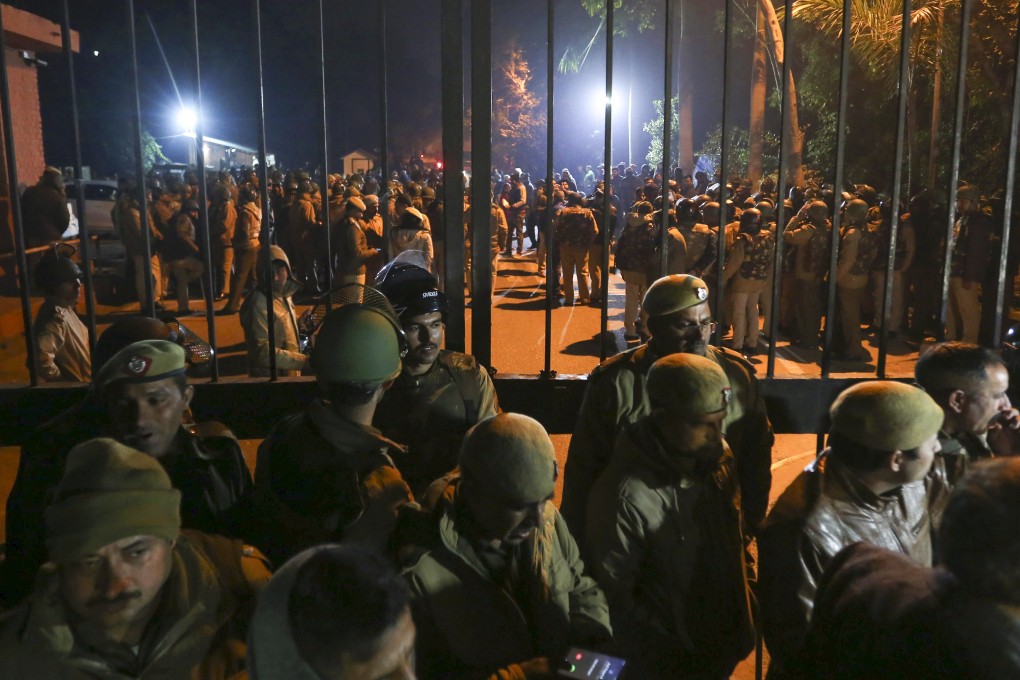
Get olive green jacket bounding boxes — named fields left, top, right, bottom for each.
left=0, top=531, right=270, bottom=679
left=586, top=421, right=755, bottom=678
left=561, top=343, right=774, bottom=547
left=403, top=478, right=611, bottom=680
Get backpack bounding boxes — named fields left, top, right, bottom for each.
left=615, top=222, right=657, bottom=271
left=738, top=231, right=775, bottom=281
left=806, top=225, right=831, bottom=276
left=849, top=223, right=881, bottom=275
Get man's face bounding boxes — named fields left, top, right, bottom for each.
left=59, top=535, right=174, bottom=645
left=402, top=311, right=444, bottom=370
left=334, top=608, right=416, bottom=680
left=365, top=204, right=379, bottom=219
left=272, top=263, right=289, bottom=294
left=656, top=409, right=727, bottom=461
left=650, top=302, right=714, bottom=357
left=896, top=432, right=940, bottom=484
left=106, top=377, right=192, bottom=458
left=55, top=278, right=82, bottom=307
left=958, top=363, right=1012, bottom=435
left=465, top=482, right=552, bottom=549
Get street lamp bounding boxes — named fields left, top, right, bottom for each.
left=176, top=105, right=198, bottom=138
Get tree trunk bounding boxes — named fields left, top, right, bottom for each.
left=757, top=0, right=804, bottom=186
left=748, top=6, right=768, bottom=184
left=677, top=1, right=695, bottom=174
left=928, top=8, right=944, bottom=190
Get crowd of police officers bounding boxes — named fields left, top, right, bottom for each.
left=5, top=159, right=1020, bottom=678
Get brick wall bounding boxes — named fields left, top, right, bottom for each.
left=0, top=47, right=45, bottom=196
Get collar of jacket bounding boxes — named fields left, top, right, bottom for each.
left=938, top=429, right=993, bottom=460
left=815, top=449, right=913, bottom=509
left=307, top=398, right=406, bottom=469
left=21, top=537, right=235, bottom=676
left=433, top=477, right=556, bottom=593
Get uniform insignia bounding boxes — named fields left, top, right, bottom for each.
left=722, top=386, right=733, bottom=405
left=696, top=286, right=708, bottom=301
left=125, top=355, right=151, bottom=375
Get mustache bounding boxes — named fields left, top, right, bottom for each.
left=88, top=591, right=142, bottom=608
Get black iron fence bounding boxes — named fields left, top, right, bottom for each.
left=1, top=0, right=1018, bottom=435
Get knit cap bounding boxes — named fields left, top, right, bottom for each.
left=830, top=381, right=944, bottom=451
left=459, top=414, right=557, bottom=505
left=647, top=353, right=732, bottom=415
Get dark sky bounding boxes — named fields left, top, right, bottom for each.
left=14, top=0, right=749, bottom=176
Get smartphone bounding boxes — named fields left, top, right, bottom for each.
left=558, top=647, right=627, bottom=679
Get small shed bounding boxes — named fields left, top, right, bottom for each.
left=340, top=149, right=378, bottom=176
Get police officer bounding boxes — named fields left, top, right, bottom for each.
left=3, top=339, right=254, bottom=606
left=0, top=438, right=270, bottom=676
left=758, top=380, right=946, bottom=676
left=834, top=199, right=876, bottom=361
left=723, top=207, right=775, bottom=354
left=782, top=200, right=831, bottom=348
left=31, top=250, right=90, bottom=382
left=947, top=185, right=991, bottom=344
left=561, top=274, right=774, bottom=548
left=403, top=414, right=612, bottom=679
left=374, top=260, right=500, bottom=495
left=586, top=354, right=755, bottom=679
left=254, top=295, right=413, bottom=565
left=240, top=245, right=309, bottom=377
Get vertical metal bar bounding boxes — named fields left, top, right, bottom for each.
left=441, top=0, right=465, bottom=352
left=821, top=0, right=852, bottom=377
left=128, top=0, right=155, bottom=320
left=599, top=0, right=614, bottom=362
left=61, top=0, right=97, bottom=359
left=767, top=0, right=794, bottom=379
left=938, top=0, right=973, bottom=340
left=658, top=0, right=674, bottom=278
left=543, top=0, right=555, bottom=377
left=318, top=0, right=333, bottom=295
left=0, top=7, right=37, bottom=385
left=378, top=0, right=391, bottom=261
left=252, top=0, right=276, bottom=378
left=470, top=0, right=493, bottom=368
left=713, top=0, right=732, bottom=341
left=995, top=9, right=1020, bottom=344
left=190, top=0, right=218, bottom=381
left=877, top=0, right=911, bottom=377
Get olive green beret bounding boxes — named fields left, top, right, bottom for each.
left=45, top=438, right=181, bottom=563
left=459, top=413, right=557, bottom=505
left=830, top=381, right=944, bottom=451
left=642, top=274, right=710, bottom=317
left=94, top=339, right=186, bottom=391
left=648, top=353, right=732, bottom=415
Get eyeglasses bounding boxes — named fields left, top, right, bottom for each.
left=674, top=319, right=717, bottom=334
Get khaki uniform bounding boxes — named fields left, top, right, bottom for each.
left=587, top=423, right=755, bottom=678
left=254, top=400, right=412, bottom=566
left=115, top=200, right=164, bottom=306
left=335, top=216, right=376, bottom=284
left=782, top=217, right=830, bottom=346
left=678, top=222, right=716, bottom=275
left=0, top=531, right=270, bottom=679
left=835, top=223, right=872, bottom=358
left=374, top=350, right=500, bottom=495
left=33, top=299, right=90, bottom=382
left=225, top=202, right=261, bottom=313
left=239, top=280, right=305, bottom=377
left=561, top=344, right=774, bottom=547
left=404, top=477, right=612, bottom=680
left=758, top=450, right=941, bottom=673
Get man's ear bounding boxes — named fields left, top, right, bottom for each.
left=888, top=450, right=905, bottom=473
left=946, top=389, right=967, bottom=414
left=182, top=384, right=195, bottom=410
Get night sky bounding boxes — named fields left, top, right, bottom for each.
left=12, top=0, right=747, bottom=176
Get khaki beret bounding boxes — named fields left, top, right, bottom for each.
left=459, top=413, right=557, bottom=505
left=642, top=274, right=710, bottom=317
left=647, top=353, right=732, bottom=415
left=94, top=339, right=186, bottom=391
left=830, top=381, right=944, bottom=451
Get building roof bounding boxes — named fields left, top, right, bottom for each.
left=2, top=4, right=79, bottom=54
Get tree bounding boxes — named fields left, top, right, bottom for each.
left=564, top=0, right=806, bottom=184
left=492, top=42, right=547, bottom=172
left=643, top=96, right=681, bottom=167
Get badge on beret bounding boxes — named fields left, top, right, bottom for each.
left=124, top=355, right=152, bottom=376
left=696, top=286, right=708, bottom=301
left=722, top=387, right=733, bottom=405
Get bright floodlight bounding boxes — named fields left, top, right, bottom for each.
left=176, top=106, right=198, bottom=135
left=593, top=89, right=620, bottom=115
